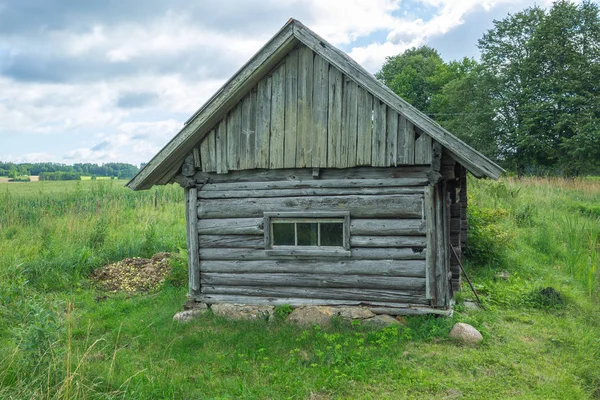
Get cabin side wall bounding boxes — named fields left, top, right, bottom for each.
left=183, top=166, right=457, bottom=313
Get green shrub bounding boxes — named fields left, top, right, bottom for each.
left=163, top=250, right=188, bottom=288
left=274, top=304, right=293, bottom=321
left=465, top=205, right=512, bottom=268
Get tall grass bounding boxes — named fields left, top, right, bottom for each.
left=468, top=176, right=600, bottom=298
left=0, top=177, right=599, bottom=398
left=0, top=180, right=184, bottom=292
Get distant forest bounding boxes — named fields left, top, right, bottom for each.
left=0, top=162, right=139, bottom=180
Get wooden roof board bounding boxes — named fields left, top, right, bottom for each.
left=127, top=19, right=503, bottom=191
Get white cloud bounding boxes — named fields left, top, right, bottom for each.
left=3, top=152, right=56, bottom=163
left=0, top=0, right=559, bottom=164
left=298, top=0, right=401, bottom=44
left=63, top=119, right=182, bottom=165
left=348, top=0, right=540, bottom=71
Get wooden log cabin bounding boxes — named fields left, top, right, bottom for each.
left=127, top=19, right=503, bottom=315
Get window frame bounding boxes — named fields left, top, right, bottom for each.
left=264, top=211, right=351, bottom=257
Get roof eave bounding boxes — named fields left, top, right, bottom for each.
left=127, top=18, right=503, bottom=190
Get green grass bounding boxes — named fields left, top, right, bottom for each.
left=0, top=177, right=599, bottom=399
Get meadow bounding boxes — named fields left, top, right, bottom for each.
left=0, top=177, right=599, bottom=399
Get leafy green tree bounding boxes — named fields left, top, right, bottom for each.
left=376, top=46, right=450, bottom=113
left=479, top=0, right=600, bottom=174
left=377, top=48, right=501, bottom=162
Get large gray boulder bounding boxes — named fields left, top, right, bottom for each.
left=336, top=306, right=375, bottom=321
left=448, top=322, right=483, bottom=345
left=287, top=306, right=337, bottom=326
left=211, top=303, right=273, bottom=321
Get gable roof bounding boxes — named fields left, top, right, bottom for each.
left=127, top=19, right=503, bottom=190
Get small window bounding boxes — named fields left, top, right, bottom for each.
left=264, top=212, right=350, bottom=256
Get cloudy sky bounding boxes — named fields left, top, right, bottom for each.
left=0, top=0, right=554, bottom=166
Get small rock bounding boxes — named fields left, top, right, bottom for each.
left=173, top=306, right=208, bottom=323
left=287, top=306, right=337, bottom=326
left=336, top=307, right=375, bottom=321
left=363, top=314, right=400, bottom=328
left=463, top=301, right=480, bottom=311
left=395, top=316, right=407, bottom=325
left=448, top=322, right=483, bottom=345
left=211, top=303, right=273, bottom=321
left=184, top=299, right=206, bottom=310
left=497, top=270, right=510, bottom=280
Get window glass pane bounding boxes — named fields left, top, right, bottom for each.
left=272, top=223, right=295, bottom=246
left=297, top=223, right=318, bottom=246
left=320, top=223, right=344, bottom=247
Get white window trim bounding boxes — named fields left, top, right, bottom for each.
left=263, top=211, right=351, bottom=257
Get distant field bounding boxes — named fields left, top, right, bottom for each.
left=0, top=175, right=39, bottom=183
left=0, top=178, right=130, bottom=196
left=0, top=177, right=599, bottom=398
left=79, top=176, right=114, bottom=181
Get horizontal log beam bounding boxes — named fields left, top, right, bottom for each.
left=350, top=236, right=426, bottom=248
left=199, top=247, right=426, bottom=260
left=194, top=166, right=431, bottom=184
left=197, top=218, right=426, bottom=236
left=350, top=219, right=425, bottom=236
left=200, top=259, right=425, bottom=277
left=202, top=285, right=429, bottom=304
left=200, top=272, right=426, bottom=291
left=198, top=194, right=424, bottom=219
left=198, top=218, right=263, bottom=235
left=199, top=186, right=425, bottom=199
left=193, top=293, right=425, bottom=309
left=199, top=235, right=264, bottom=248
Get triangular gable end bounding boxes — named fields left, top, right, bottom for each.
left=127, top=19, right=503, bottom=190
left=189, top=44, right=438, bottom=174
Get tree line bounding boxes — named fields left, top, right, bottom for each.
left=0, top=162, right=139, bottom=180
left=377, top=0, right=600, bottom=175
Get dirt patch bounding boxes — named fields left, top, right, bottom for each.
left=0, top=176, right=38, bottom=183
left=91, top=252, right=171, bottom=293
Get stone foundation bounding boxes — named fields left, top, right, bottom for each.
left=174, top=301, right=411, bottom=327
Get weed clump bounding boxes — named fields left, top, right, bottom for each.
left=527, top=287, right=566, bottom=309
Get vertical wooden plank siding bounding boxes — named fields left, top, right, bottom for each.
left=372, top=100, right=387, bottom=167
left=343, top=79, right=358, bottom=168
left=424, top=185, right=435, bottom=300
left=195, top=46, right=447, bottom=172
left=269, top=64, right=286, bottom=168
left=185, top=187, right=200, bottom=295
left=399, top=118, right=415, bottom=165
left=198, top=144, right=207, bottom=172
left=208, top=130, right=218, bottom=172
left=434, top=182, right=450, bottom=307
left=327, top=67, right=343, bottom=167
left=414, top=131, right=433, bottom=164
left=226, top=105, right=241, bottom=170
left=200, top=129, right=212, bottom=172
left=356, top=87, right=373, bottom=165
left=215, top=120, right=228, bottom=174
left=296, top=46, right=314, bottom=168
left=192, top=147, right=201, bottom=169
left=284, top=49, right=298, bottom=168
left=240, top=89, right=257, bottom=170
left=312, top=55, right=329, bottom=168
left=255, top=77, right=271, bottom=168
left=386, top=109, right=399, bottom=166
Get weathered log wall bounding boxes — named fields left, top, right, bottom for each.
left=191, top=167, right=437, bottom=308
